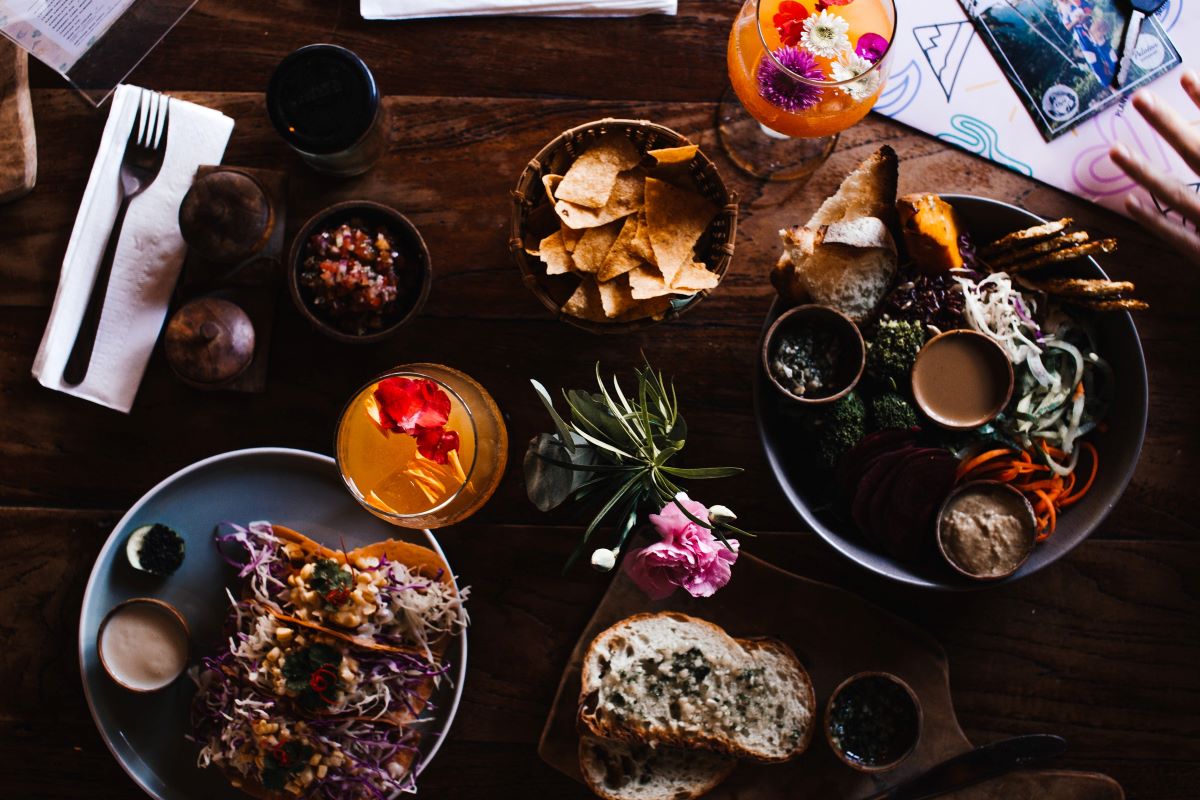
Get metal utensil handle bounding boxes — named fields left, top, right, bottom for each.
left=62, top=194, right=132, bottom=386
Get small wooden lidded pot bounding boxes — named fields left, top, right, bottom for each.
left=179, top=169, right=275, bottom=268
left=825, top=671, right=922, bottom=773
left=164, top=297, right=256, bottom=389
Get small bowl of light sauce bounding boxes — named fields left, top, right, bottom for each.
left=825, top=671, right=922, bottom=772
left=937, top=480, right=1038, bottom=581
left=910, top=330, right=1014, bottom=430
left=97, top=598, right=190, bottom=693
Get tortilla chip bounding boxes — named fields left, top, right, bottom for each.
left=555, top=169, right=645, bottom=230
left=561, top=224, right=583, bottom=253
left=628, top=263, right=674, bottom=299
left=671, top=260, right=720, bottom=293
left=647, top=144, right=698, bottom=165
left=571, top=220, right=624, bottom=274
left=554, top=134, right=642, bottom=209
left=631, top=209, right=655, bottom=263
left=562, top=278, right=607, bottom=322
left=542, top=174, right=562, bottom=202
left=618, top=294, right=674, bottom=322
left=538, top=230, right=574, bottom=276
left=598, top=216, right=644, bottom=282
left=644, top=177, right=717, bottom=284
left=597, top=274, right=634, bottom=318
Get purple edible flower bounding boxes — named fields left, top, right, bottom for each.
left=757, top=46, right=824, bottom=112
left=855, top=32, right=889, bottom=63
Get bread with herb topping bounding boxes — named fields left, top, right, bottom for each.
left=578, top=735, right=735, bottom=800
left=578, top=612, right=815, bottom=763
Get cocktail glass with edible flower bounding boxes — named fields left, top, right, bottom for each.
left=335, top=364, right=508, bottom=529
left=721, top=0, right=897, bottom=181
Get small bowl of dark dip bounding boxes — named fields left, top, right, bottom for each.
left=762, top=305, right=866, bottom=405
left=288, top=200, right=431, bottom=344
left=937, top=480, right=1038, bottom=581
left=825, top=671, right=921, bottom=772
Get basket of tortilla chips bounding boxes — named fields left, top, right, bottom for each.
left=510, top=119, right=738, bottom=332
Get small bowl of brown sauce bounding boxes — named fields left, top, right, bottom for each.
left=825, top=671, right=921, bottom=772
left=762, top=305, right=866, bottom=405
left=910, top=330, right=1014, bottom=429
left=97, top=598, right=190, bottom=693
left=937, top=480, right=1038, bottom=581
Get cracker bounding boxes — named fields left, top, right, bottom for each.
left=1072, top=298, right=1149, bottom=312
left=555, top=134, right=642, bottom=209
left=644, top=177, right=716, bottom=284
left=1006, top=238, right=1118, bottom=272
left=1031, top=278, right=1134, bottom=297
left=989, top=231, right=1090, bottom=267
left=982, top=217, right=1073, bottom=255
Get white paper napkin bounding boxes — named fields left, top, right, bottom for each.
left=362, top=0, right=677, bottom=20
left=32, top=84, right=235, bottom=413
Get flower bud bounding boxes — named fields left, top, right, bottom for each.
left=708, top=505, right=738, bottom=524
left=591, top=548, right=618, bottom=572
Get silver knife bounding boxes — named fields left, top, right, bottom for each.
left=858, top=734, right=1068, bottom=800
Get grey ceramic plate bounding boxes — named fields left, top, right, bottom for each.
left=78, top=447, right=467, bottom=799
left=755, top=195, right=1148, bottom=590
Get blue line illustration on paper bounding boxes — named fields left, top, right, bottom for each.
left=937, top=114, right=1035, bottom=177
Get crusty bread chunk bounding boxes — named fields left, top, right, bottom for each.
left=780, top=216, right=898, bottom=322
left=579, top=736, right=734, bottom=800
left=808, top=145, right=898, bottom=226
left=578, top=613, right=815, bottom=763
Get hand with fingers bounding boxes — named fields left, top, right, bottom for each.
left=1109, top=69, right=1200, bottom=262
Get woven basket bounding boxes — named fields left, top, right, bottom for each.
left=510, top=118, right=739, bottom=334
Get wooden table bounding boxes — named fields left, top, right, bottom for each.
left=1, top=2, right=1197, bottom=797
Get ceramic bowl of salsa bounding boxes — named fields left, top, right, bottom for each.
left=288, top=200, right=432, bottom=344
left=761, top=304, right=866, bottom=405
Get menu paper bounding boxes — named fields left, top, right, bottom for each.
left=361, top=0, right=677, bottom=19
left=875, top=0, right=1196, bottom=222
left=0, top=0, right=133, bottom=71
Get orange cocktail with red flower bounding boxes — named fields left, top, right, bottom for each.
left=336, top=364, right=508, bottom=529
left=719, top=0, right=896, bottom=180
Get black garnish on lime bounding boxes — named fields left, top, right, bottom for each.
left=138, top=524, right=185, bottom=575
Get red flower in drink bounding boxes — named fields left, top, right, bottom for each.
left=374, top=377, right=450, bottom=435
left=816, top=0, right=853, bottom=10
left=415, top=427, right=461, bottom=465
left=772, top=1, right=809, bottom=46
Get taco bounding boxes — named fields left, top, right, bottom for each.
left=217, top=521, right=467, bottom=659
left=193, top=664, right=421, bottom=799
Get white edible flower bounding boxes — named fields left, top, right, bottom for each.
left=591, top=548, right=618, bottom=572
left=800, top=10, right=851, bottom=59
left=831, top=51, right=880, bottom=101
left=708, top=505, right=738, bottom=524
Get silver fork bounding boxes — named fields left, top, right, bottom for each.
left=63, top=89, right=171, bottom=386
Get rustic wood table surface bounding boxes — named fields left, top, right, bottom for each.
left=1, top=1, right=1197, bottom=798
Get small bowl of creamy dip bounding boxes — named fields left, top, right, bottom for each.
left=937, top=481, right=1038, bottom=581
left=97, top=598, right=190, bottom=693
left=910, top=330, right=1014, bottom=430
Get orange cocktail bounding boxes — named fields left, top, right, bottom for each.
left=336, top=364, right=507, bottom=529
left=719, top=0, right=896, bottom=180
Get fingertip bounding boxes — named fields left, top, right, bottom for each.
left=1131, top=90, right=1154, bottom=112
left=1110, top=142, right=1131, bottom=163
left=1126, top=193, right=1142, bottom=212
left=1183, top=68, right=1199, bottom=89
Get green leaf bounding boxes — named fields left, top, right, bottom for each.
left=659, top=465, right=744, bottom=479
left=532, top=379, right=575, bottom=454
left=523, top=434, right=596, bottom=512
left=568, top=390, right=636, bottom=452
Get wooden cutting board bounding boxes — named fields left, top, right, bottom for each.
left=539, top=553, right=1124, bottom=799
left=0, top=39, right=35, bottom=203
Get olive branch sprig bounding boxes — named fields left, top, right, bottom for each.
left=524, top=360, right=750, bottom=571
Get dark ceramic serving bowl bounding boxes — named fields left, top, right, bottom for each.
left=754, top=195, right=1148, bottom=590
left=288, top=200, right=432, bottom=344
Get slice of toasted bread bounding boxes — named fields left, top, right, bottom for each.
left=808, top=145, right=898, bottom=227
left=579, top=735, right=735, bottom=800
left=578, top=612, right=815, bottom=763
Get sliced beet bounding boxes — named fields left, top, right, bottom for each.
left=851, top=446, right=917, bottom=545
left=837, top=428, right=919, bottom=499
left=877, top=448, right=958, bottom=562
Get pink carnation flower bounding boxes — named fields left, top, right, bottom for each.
left=623, top=493, right=739, bottom=600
